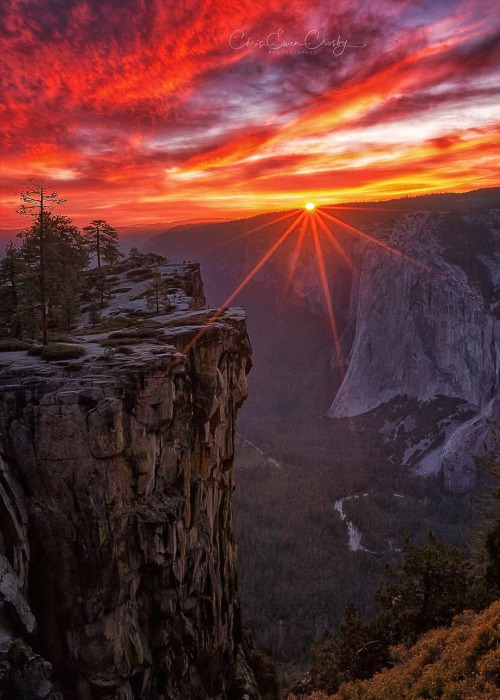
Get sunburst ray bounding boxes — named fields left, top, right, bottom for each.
left=318, top=208, right=435, bottom=274
left=310, top=213, right=345, bottom=380
left=208, top=210, right=298, bottom=252
left=315, top=211, right=354, bottom=269
left=181, top=211, right=306, bottom=356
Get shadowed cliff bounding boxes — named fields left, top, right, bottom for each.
left=0, top=255, right=277, bottom=699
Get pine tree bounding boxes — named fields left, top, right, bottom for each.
left=477, top=424, right=500, bottom=593
left=145, top=267, right=172, bottom=314
left=18, top=212, right=88, bottom=334
left=310, top=533, right=480, bottom=694
left=83, top=220, right=120, bottom=269
left=0, top=242, right=26, bottom=337
left=375, top=532, right=474, bottom=646
left=88, top=300, right=102, bottom=327
left=17, top=180, right=66, bottom=344
left=88, top=267, right=114, bottom=309
left=311, top=605, right=386, bottom=692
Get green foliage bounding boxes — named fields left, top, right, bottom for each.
left=15, top=181, right=70, bottom=343
left=307, top=429, right=500, bottom=696
left=310, top=533, right=481, bottom=695
left=108, top=327, right=161, bottom=340
left=234, top=399, right=479, bottom=667
left=88, top=300, right=102, bottom=326
left=145, top=266, right=172, bottom=313
left=0, top=242, right=27, bottom=337
left=15, top=211, right=89, bottom=335
left=0, top=339, right=33, bottom=351
left=485, top=514, right=500, bottom=592
left=83, top=219, right=120, bottom=269
left=99, top=326, right=163, bottom=347
left=83, top=266, right=116, bottom=309
left=0, top=188, right=123, bottom=340
left=27, top=343, right=86, bottom=361
left=311, top=606, right=388, bottom=692
left=375, top=533, right=481, bottom=646
left=477, top=424, right=500, bottom=595
left=115, top=346, right=134, bottom=355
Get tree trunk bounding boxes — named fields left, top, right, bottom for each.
left=39, top=193, right=48, bottom=345
left=96, top=226, right=101, bottom=269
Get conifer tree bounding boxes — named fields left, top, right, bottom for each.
left=18, top=212, right=88, bottom=334
left=17, top=179, right=66, bottom=344
left=145, top=267, right=171, bottom=314
left=477, top=424, right=500, bottom=593
left=375, top=532, right=474, bottom=645
left=83, top=220, right=120, bottom=269
left=0, top=242, right=26, bottom=337
left=311, top=533, right=479, bottom=694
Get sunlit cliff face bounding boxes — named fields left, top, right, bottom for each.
left=1, top=0, right=499, bottom=227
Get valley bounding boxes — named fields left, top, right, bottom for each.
left=145, top=189, right=500, bottom=665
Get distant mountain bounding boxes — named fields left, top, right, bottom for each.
left=117, top=218, right=231, bottom=252
left=0, top=218, right=230, bottom=255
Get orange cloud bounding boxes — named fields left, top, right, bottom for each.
left=1, top=0, right=499, bottom=228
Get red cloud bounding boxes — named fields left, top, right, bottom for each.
left=1, top=0, right=499, bottom=227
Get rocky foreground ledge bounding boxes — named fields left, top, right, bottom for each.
left=0, top=255, right=276, bottom=699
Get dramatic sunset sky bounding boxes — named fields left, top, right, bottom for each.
left=1, top=0, right=499, bottom=228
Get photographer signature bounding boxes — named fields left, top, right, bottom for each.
left=229, top=29, right=365, bottom=56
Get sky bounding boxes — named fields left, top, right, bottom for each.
left=1, top=0, right=499, bottom=228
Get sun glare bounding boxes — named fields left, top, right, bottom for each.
left=170, top=202, right=437, bottom=380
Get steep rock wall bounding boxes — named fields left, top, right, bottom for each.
left=327, top=211, right=500, bottom=490
left=0, top=308, right=260, bottom=699
left=329, top=246, right=499, bottom=416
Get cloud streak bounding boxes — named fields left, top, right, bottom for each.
left=1, top=0, right=499, bottom=226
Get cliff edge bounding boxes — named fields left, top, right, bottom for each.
left=0, top=255, right=270, bottom=699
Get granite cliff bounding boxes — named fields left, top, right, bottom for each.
left=0, top=255, right=272, bottom=699
left=326, top=209, right=500, bottom=491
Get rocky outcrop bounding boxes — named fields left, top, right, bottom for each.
left=328, top=234, right=499, bottom=416
left=327, top=210, right=500, bottom=490
left=0, top=258, right=267, bottom=698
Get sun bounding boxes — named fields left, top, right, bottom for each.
left=305, top=202, right=315, bottom=210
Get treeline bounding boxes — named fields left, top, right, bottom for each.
left=299, top=429, right=500, bottom=697
left=0, top=180, right=120, bottom=342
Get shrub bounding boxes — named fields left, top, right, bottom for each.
left=116, top=346, right=134, bottom=355
left=27, top=343, right=86, bottom=361
left=0, top=339, right=33, bottom=352
left=108, top=328, right=160, bottom=339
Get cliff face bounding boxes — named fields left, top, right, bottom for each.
left=327, top=210, right=500, bottom=490
left=0, top=258, right=261, bottom=699
left=329, top=212, right=500, bottom=415
left=329, top=247, right=498, bottom=416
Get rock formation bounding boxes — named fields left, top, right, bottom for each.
left=0, top=255, right=270, bottom=699
left=326, top=209, right=500, bottom=490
